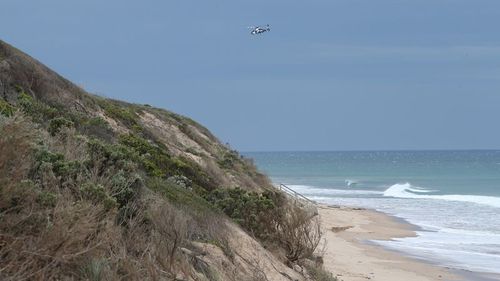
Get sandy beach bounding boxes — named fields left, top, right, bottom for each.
left=318, top=205, right=461, bottom=281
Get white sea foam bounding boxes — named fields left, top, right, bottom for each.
left=383, top=183, right=500, bottom=208
left=376, top=226, right=500, bottom=273
left=287, top=184, right=383, bottom=196
left=278, top=183, right=500, bottom=273
left=377, top=238, right=500, bottom=273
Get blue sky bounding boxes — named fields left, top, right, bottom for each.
left=2, top=0, right=500, bottom=151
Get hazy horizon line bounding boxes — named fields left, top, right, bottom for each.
left=242, top=148, right=500, bottom=153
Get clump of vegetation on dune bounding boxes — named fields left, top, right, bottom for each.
left=304, top=263, right=339, bottom=281
left=204, top=188, right=322, bottom=261
left=0, top=99, right=15, bottom=117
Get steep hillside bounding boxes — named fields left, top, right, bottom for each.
left=0, top=39, right=270, bottom=192
left=0, top=40, right=329, bottom=281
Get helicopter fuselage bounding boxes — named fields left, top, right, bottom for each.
left=251, top=26, right=270, bottom=35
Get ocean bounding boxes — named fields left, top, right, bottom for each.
left=245, top=150, right=500, bottom=275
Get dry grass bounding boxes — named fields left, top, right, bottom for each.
left=0, top=115, right=230, bottom=280
left=275, top=202, right=322, bottom=264
left=0, top=114, right=37, bottom=187
left=304, top=262, right=338, bottom=281
left=0, top=187, right=121, bottom=280
left=0, top=114, right=321, bottom=281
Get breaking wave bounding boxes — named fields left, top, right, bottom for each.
left=383, top=183, right=500, bottom=208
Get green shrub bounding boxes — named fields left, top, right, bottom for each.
left=100, top=100, right=139, bottom=128
left=18, top=92, right=58, bottom=122
left=0, top=99, right=15, bottom=117
left=80, top=182, right=117, bottom=210
left=86, top=138, right=136, bottom=171
left=148, top=177, right=214, bottom=213
left=37, top=191, right=57, bottom=207
left=119, top=133, right=171, bottom=176
left=205, top=188, right=322, bottom=263
left=218, top=150, right=241, bottom=169
left=86, top=116, right=108, bottom=127
left=203, top=188, right=278, bottom=239
left=48, top=117, right=74, bottom=135
left=32, top=138, right=142, bottom=210
left=118, top=134, right=216, bottom=191
left=34, top=147, right=81, bottom=180
left=18, top=91, right=34, bottom=111
left=80, top=116, right=114, bottom=141
left=35, top=147, right=64, bottom=164
left=109, top=170, right=142, bottom=207
left=83, top=139, right=143, bottom=207
left=119, top=133, right=159, bottom=155
left=176, top=156, right=218, bottom=191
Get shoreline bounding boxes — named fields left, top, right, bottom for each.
left=317, top=204, right=460, bottom=281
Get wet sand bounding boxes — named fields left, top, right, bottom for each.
left=318, top=204, right=462, bottom=281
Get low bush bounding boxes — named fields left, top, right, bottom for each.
left=79, top=182, right=118, bottom=210
left=119, top=133, right=172, bottom=177
left=37, top=191, right=57, bottom=207
left=147, top=178, right=230, bottom=253
left=99, top=99, right=139, bottom=128
left=79, top=116, right=114, bottom=141
left=204, top=187, right=322, bottom=264
left=0, top=99, right=15, bottom=117
left=119, top=133, right=218, bottom=190
left=217, top=150, right=241, bottom=169
left=148, top=177, right=216, bottom=218
left=18, top=91, right=59, bottom=123
left=304, top=263, right=338, bottom=281
left=48, top=116, right=74, bottom=135
left=277, top=203, right=322, bottom=263
left=32, top=146, right=81, bottom=189
left=203, top=188, right=277, bottom=239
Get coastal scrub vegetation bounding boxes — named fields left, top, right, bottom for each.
left=0, top=114, right=230, bottom=280
left=203, top=188, right=322, bottom=263
left=0, top=39, right=327, bottom=280
left=0, top=109, right=325, bottom=280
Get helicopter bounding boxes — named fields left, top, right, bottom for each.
left=249, top=24, right=271, bottom=35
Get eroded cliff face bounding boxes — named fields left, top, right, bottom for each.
left=0, top=39, right=307, bottom=281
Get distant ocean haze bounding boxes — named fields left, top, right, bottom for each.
left=245, top=150, right=500, bottom=275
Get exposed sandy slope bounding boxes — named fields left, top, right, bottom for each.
left=192, top=222, right=304, bottom=281
left=318, top=205, right=461, bottom=281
